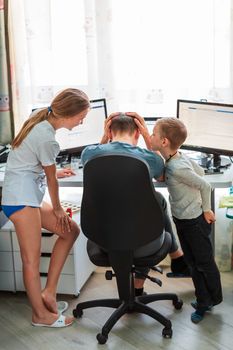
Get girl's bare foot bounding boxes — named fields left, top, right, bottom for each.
left=41, top=289, right=57, bottom=313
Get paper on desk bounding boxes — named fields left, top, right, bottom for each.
left=219, top=195, right=233, bottom=208
left=60, top=200, right=80, bottom=213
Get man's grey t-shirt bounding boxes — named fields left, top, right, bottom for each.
left=2, top=120, right=60, bottom=206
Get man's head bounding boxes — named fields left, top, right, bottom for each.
left=151, top=117, right=187, bottom=154
left=109, top=113, right=139, bottom=144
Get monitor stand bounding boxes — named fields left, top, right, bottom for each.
left=204, top=154, right=231, bottom=175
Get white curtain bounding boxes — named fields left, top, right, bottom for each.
left=110, top=0, right=233, bottom=116
left=8, top=0, right=90, bottom=131
left=8, top=0, right=233, bottom=131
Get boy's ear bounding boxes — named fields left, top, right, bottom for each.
left=162, top=137, right=170, bottom=147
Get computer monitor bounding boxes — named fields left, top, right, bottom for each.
left=177, top=99, right=233, bottom=171
left=56, top=98, right=107, bottom=157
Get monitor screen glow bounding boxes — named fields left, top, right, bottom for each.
left=177, top=100, right=233, bottom=157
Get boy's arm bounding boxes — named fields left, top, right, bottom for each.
left=189, top=158, right=205, bottom=176
left=125, top=112, right=152, bottom=150
left=175, top=167, right=212, bottom=212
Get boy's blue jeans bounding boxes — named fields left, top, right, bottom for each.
left=173, top=213, right=223, bottom=308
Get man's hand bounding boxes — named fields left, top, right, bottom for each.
left=125, top=112, right=152, bottom=150
left=203, top=210, right=216, bottom=224
left=100, top=112, right=121, bottom=144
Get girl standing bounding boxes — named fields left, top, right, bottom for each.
left=1, top=88, right=90, bottom=327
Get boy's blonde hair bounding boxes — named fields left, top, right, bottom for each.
left=12, top=88, right=90, bottom=148
left=156, top=117, right=187, bottom=150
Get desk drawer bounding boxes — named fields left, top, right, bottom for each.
left=0, top=230, right=12, bottom=251
left=12, top=231, right=57, bottom=252
left=15, top=272, right=76, bottom=294
left=12, top=231, right=73, bottom=254
left=0, top=271, right=15, bottom=291
left=0, top=252, right=14, bottom=271
left=13, top=251, right=75, bottom=274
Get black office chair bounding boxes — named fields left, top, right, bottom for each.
left=73, top=154, right=183, bottom=344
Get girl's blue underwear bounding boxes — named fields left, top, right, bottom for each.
left=1, top=205, right=37, bottom=218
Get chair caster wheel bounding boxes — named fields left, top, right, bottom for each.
left=105, top=270, right=115, bottom=280
left=97, top=333, right=108, bottom=344
left=173, top=299, right=183, bottom=310
left=73, top=307, right=83, bottom=318
left=162, top=327, right=173, bottom=338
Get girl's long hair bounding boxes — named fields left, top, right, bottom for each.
left=12, top=88, right=90, bottom=148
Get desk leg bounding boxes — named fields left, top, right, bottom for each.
left=211, top=188, right=215, bottom=251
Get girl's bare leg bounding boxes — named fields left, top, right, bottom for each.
left=10, top=207, right=72, bottom=325
left=40, top=201, right=80, bottom=313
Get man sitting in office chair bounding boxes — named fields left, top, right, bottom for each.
left=81, top=113, right=190, bottom=296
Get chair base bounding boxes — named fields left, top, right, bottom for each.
left=73, top=292, right=183, bottom=344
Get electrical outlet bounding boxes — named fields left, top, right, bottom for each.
left=36, top=86, right=54, bottom=103
left=0, top=94, right=9, bottom=111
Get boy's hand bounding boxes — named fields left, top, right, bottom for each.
left=125, top=112, right=148, bottom=136
left=125, top=112, right=152, bottom=150
left=203, top=210, right=216, bottom=224
left=100, top=112, right=121, bottom=144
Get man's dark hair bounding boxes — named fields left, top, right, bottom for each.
left=110, top=113, right=138, bottom=135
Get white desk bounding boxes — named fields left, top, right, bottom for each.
left=47, top=163, right=233, bottom=251
left=57, top=163, right=233, bottom=252
left=0, top=160, right=233, bottom=274
left=58, top=165, right=233, bottom=188
left=1, top=162, right=233, bottom=188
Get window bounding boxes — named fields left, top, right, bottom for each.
left=24, top=0, right=87, bottom=98
left=110, top=0, right=232, bottom=116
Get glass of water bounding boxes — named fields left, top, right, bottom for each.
left=70, top=156, right=80, bottom=171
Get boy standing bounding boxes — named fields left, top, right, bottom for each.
left=150, top=117, right=222, bottom=323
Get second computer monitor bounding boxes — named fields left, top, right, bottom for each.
left=177, top=99, right=233, bottom=158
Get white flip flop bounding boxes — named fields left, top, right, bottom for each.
left=57, top=301, right=69, bottom=314
left=32, top=314, right=73, bottom=328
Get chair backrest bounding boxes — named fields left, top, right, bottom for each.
left=81, top=154, right=165, bottom=252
